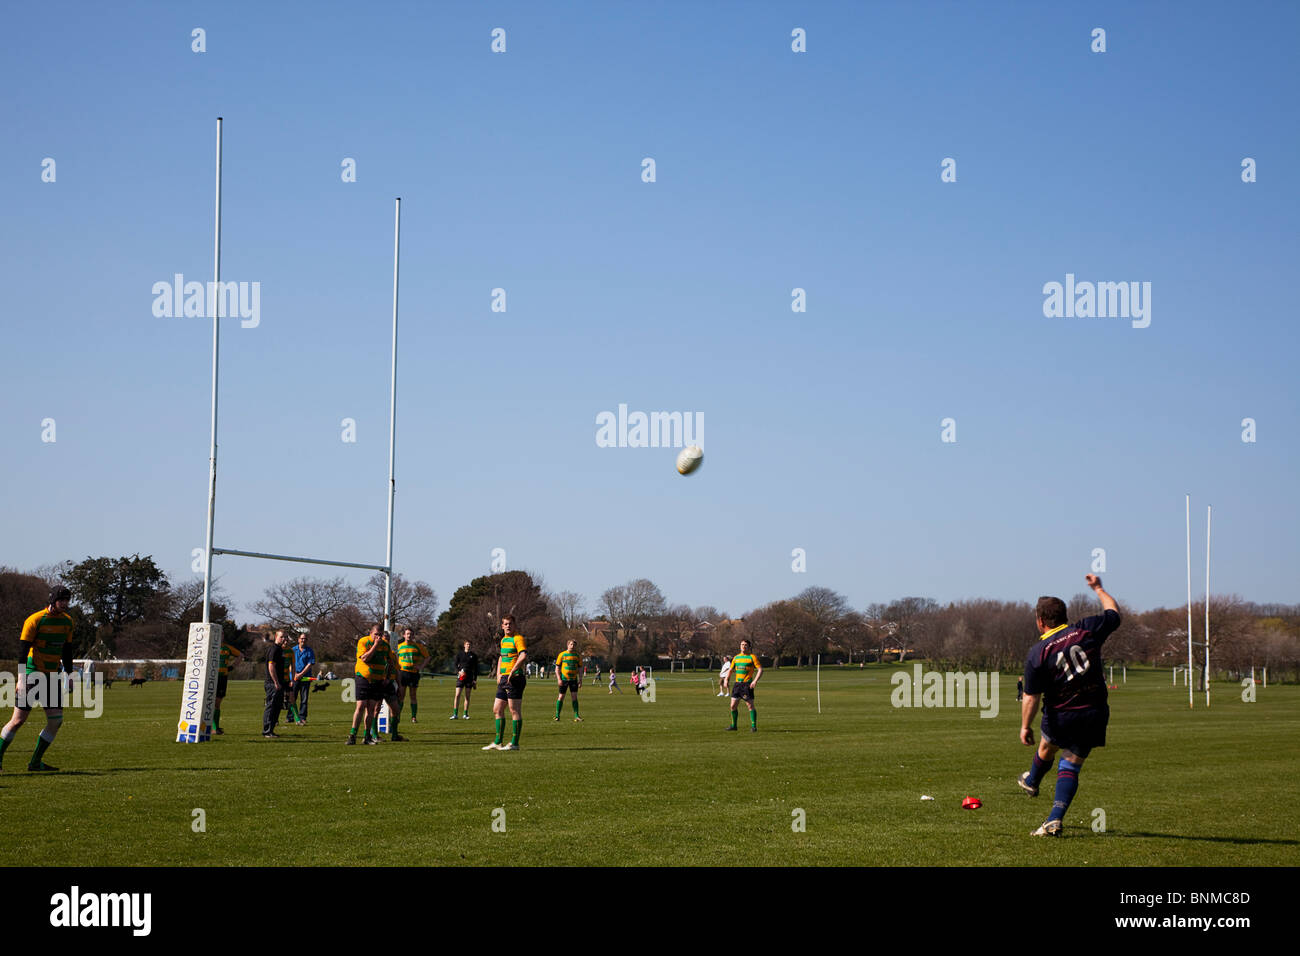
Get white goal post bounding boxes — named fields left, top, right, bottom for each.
left=178, top=118, right=405, bottom=744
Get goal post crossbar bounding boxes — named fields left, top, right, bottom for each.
left=212, top=547, right=390, bottom=574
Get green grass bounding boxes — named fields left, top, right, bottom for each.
left=2, top=666, right=1296, bottom=866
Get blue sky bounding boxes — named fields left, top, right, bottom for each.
left=2, top=1, right=1296, bottom=620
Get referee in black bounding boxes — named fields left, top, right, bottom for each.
left=451, top=640, right=478, bottom=719
left=262, top=631, right=287, bottom=737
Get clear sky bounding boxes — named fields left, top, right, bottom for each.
left=2, top=1, right=1296, bottom=620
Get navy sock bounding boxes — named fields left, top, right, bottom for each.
left=1048, top=758, right=1081, bottom=823
left=1027, top=752, right=1051, bottom=788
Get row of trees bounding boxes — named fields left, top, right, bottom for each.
left=0, top=557, right=233, bottom=663
left=4, top=559, right=1299, bottom=682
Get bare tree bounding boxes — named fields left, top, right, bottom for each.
left=547, top=590, right=587, bottom=630
left=745, top=600, right=818, bottom=667
left=365, top=572, right=438, bottom=634
left=833, top=611, right=873, bottom=664
left=795, top=586, right=850, bottom=663
left=251, top=577, right=364, bottom=632
left=796, top=586, right=849, bottom=625
left=599, top=578, right=667, bottom=665
left=885, top=597, right=939, bottom=661
left=1066, top=591, right=1099, bottom=624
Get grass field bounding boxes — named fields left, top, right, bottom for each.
left=2, top=665, right=1296, bottom=867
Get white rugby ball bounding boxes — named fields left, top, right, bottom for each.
left=676, top=445, right=704, bottom=475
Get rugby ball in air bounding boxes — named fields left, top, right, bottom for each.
left=676, top=445, right=704, bottom=475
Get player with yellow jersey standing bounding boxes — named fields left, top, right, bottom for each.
left=726, top=639, right=762, bottom=733
left=554, top=639, right=583, bottom=722
left=0, top=586, right=77, bottom=771
left=483, top=615, right=527, bottom=751
left=348, top=625, right=389, bottom=745
left=395, top=627, right=430, bottom=726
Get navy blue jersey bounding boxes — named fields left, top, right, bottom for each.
left=1023, top=609, right=1121, bottom=714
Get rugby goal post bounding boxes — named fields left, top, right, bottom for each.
left=179, top=117, right=405, bottom=744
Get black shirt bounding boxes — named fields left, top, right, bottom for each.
left=454, top=651, right=479, bottom=676
left=265, top=644, right=285, bottom=685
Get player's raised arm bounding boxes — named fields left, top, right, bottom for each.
left=1085, top=574, right=1119, bottom=616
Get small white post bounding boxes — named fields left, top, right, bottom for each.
left=1186, top=494, right=1193, bottom=709
left=1205, top=504, right=1211, bottom=708
left=816, top=654, right=821, bottom=714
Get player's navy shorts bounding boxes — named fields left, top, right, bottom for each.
left=730, top=682, right=755, bottom=702
left=456, top=673, right=476, bottom=688
left=400, top=671, right=421, bottom=687
left=216, top=675, right=229, bottom=697
left=384, top=681, right=400, bottom=705
left=496, top=673, right=526, bottom=700
left=354, top=675, right=385, bottom=701
left=557, top=678, right=579, bottom=692
left=1041, top=706, right=1108, bottom=759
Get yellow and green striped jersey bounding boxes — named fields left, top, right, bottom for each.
left=731, top=653, right=760, bottom=683
left=279, top=646, right=294, bottom=683
left=218, top=643, right=242, bottom=677
left=397, top=640, right=429, bottom=673
left=20, top=609, right=74, bottom=675
left=355, top=635, right=390, bottom=680
left=499, top=633, right=526, bottom=676
left=556, top=650, right=581, bottom=679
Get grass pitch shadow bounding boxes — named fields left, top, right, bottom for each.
left=1119, top=831, right=1299, bottom=847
